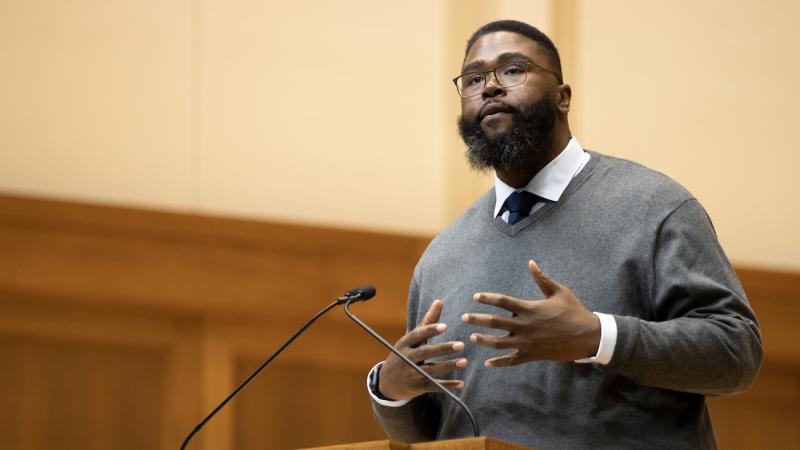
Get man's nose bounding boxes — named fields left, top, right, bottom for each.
left=482, top=72, right=505, bottom=99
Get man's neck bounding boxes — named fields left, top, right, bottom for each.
left=495, top=128, right=571, bottom=189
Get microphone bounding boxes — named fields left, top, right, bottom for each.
left=342, top=294, right=480, bottom=437
left=337, top=285, right=376, bottom=303
left=180, top=285, right=370, bottom=450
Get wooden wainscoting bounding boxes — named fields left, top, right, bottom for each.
left=0, top=194, right=425, bottom=450
left=707, top=267, right=800, bottom=448
left=0, top=194, right=797, bottom=450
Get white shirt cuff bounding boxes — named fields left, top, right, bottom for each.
left=574, top=312, right=617, bottom=365
left=367, top=362, right=410, bottom=407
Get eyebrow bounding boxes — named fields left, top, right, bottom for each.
left=461, top=52, right=530, bottom=74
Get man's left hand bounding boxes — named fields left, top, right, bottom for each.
left=461, top=260, right=601, bottom=367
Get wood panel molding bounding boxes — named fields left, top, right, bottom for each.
left=0, top=194, right=428, bottom=325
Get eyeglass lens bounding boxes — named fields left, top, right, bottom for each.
left=457, top=61, right=528, bottom=97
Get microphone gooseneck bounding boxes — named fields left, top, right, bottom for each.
left=180, top=285, right=371, bottom=449
left=343, top=297, right=481, bottom=438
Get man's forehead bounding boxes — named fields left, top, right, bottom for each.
left=463, top=31, right=541, bottom=70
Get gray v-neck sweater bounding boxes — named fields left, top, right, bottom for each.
left=373, top=152, right=762, bottom=449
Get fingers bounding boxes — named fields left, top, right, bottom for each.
left=469, top=332, right=519, bottom=350
left=461, top=312, right=516, bottom=331
left=396, top=299, right=446, bottom=350
left=422, top=357, right=468, bottom=376
left=398, top=322, right=448, bottom=349
left=528, top=259, right=560, bottom=297
left=472, top=292, right=526, bottom=314
left=485, top=351, right=525, bottom=368
left=407, top=341, right=465, bottom=362
left=425, top=379, right=465, bottom=393
left=420, top=299, right=444, bottom=326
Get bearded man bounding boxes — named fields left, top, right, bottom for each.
left=366, top=20, right=762, bottom=449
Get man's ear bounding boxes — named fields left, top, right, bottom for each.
left=557, top=84, right=572, bottom=113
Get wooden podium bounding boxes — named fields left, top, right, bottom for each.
left=300, top=437, right=533, bottom=450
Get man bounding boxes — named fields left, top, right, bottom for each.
left=367, top=20, right=762, bottom=449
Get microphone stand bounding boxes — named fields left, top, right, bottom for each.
left=343, top=298, right=481, bottom=437
left=180, top=293, right=357, bottom=449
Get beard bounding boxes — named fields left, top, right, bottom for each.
left=457, top=93, right=558, bottom=172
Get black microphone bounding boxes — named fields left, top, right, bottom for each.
left=337, top=285, right=376, bottom=303
left=342, top=293, right=480, bottom=437
left=180, top=285, right=370, bottom=450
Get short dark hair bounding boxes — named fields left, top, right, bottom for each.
left=465, top=20, right=562, bottom=81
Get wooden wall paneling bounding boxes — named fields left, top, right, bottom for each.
left=0, top=298, right=191, bottom=450
left=737, top=267, right=800, bottom=363
left=708, top=363, right=800, bottom=449
left=0, top=194, right=424, bottom=322
left=0, top=194, right=424, bottom=450
left=0, top=326, right=167, bottom=450
left=1, top=194, right=799, bottom=450
left=0, top=296, right=176, bottom=348
left=232, top=358, right=388, bottom=450
left=218, top=311, right=405, bottom=370
left=213, top=310, right=405, bottom=449
left=707, top=267, right=800, bottom=448
left=162, top=316, right=208, bottom=450
left=199, top=320, right=235, bottom=450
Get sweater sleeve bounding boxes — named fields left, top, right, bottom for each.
left=601, top=199, right=763, bottom=395
left=370, top=274, right=441, bottom=441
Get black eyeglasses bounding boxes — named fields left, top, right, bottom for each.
left=452, top=60, right=562, bottom=97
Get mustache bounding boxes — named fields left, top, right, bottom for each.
left=477, top=101, right=518, bottom=121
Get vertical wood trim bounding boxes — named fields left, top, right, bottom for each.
left=550, top=0, right=581, bottom=135
left=163, top=318, right=205, bottom=450
left=201, top=322, right=234, bottom=450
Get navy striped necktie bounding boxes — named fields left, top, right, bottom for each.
left=505, top=191, right=540, bottom=225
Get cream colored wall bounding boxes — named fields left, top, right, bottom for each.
left=570, top=0, right=800, bottom=270
left=0, top=0, right=194, bottom=211
left=197, top=1, right=450, bottom=233
left=1, top=0, right=798, bottom=269
left=0, top=0, right=450, bottom=234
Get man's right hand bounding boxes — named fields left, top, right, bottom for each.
left=378, top=299, right=468, bottom=401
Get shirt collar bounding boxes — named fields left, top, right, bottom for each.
left=493, top=137, right=587, bottom=218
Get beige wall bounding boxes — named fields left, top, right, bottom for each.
left=0, top=0, right=194, bottom=210
left=1, top=0, right=798, bottom=269
left=570, top=0, right=800, bottom=270
left=0, top=0, right=452, bottom=234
